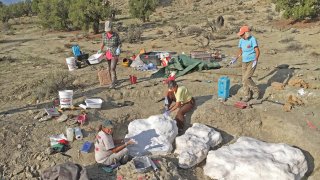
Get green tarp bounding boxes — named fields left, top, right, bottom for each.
left=151, top=54, right=221, bottom=78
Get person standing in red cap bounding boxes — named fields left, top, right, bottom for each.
left=232, top=25, right=260, bottom=102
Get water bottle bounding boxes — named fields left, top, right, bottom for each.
left=74, top=127, right=83, bottom=140
left=115, top=47, right=121, bottom=55
left=66, top=127, right=74, bottom=142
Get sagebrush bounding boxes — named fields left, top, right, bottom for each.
left=35, top=70, right=75, bottom=100
left=126, top=24, right=143, bottom=43
left=274, top=0, right=320, bottom=20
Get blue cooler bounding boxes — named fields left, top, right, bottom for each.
left=218, top=76, right=230, bottom=101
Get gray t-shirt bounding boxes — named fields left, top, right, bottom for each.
left=94, top=131, right=115, bottom=163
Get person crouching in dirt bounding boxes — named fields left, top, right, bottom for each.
left=99, top=20, right=121, bottom=89
left=165, top=80, right=195, bottom=132
left=94, top=120, right=135, bottom=166
left=234, top=25, right=260, bottom=102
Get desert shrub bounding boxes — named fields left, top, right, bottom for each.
left=35, top=70, right=75, bottom=100
left=286, top=43, right=302, bottom=51
left=31, top=0, right=40, bottom=15
left=34, top=0, right=115, bottom=33
left=274, top=0, right=320, bottom=20
left=126, top=24, right=143, bottom=43
left=279, top=37, right=295, bottom=43
left=129, top=0, right=158, bottom=22
left=38, top=0, right=71, bottom=30
left=185, top=26, right=203, bottom=36
left=0, top=0, right=34, bottom=23
left=69, top=0, right=113, bottom=34
left=169, top=24, right=184, bottom=37
left=206, top=16, right=224, bottom=32
left=193, top=31, right=214, bottom=48
left=227, top=16, right=236, bottom=21
left=0, top=5, right=11, bottom=23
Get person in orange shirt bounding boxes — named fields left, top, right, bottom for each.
left=100, top=21, right=121, bottom=89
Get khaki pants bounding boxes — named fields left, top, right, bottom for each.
left=103, top=148, right=129, bottom=166
left=242, top=61, right=259, bottom=97
left=106, top=56, right=118, bottom=85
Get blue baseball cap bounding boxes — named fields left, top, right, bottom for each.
left=103, top=120, right=114, bottom=129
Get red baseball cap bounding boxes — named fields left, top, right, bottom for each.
left=237, top=26, right=250, bottom=36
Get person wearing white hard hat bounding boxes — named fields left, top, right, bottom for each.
left=99, top=20, right=121, bottom=89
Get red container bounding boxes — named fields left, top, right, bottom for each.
left=130, top=75, right=137, bottom=84
left=234, top=101, right=248, bottom=109
left=163, top=75, right=175, bottom=84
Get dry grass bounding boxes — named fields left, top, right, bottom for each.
left=151, top=43, right=161, bottom=49
left=227, top=17, right=236, bottom=21
left=57, top=35, right=66, bottom=39
left=126, top=24, right=143, bottom=43
left=34, top=70, right=76, bottom=100
left=279, top=37, right=295, bottom=43
left=266, top=15, right=273, bottom=21
left=156, top=29, right=164, bottom=35
left=185, top=26, right=203, bottom=36
left=0, top=56, right=18, bottom=63
left=50, top=47, right=65, bottom=54
left=310, top=51, right=320, bottom=57
left=169, top=24, right=185, bottom=37
left=286, top=43, right=302, bottom=51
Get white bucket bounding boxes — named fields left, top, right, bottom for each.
left=59, top=90, right=74, bottom=108
left=66, top=57, right=76, bottom=71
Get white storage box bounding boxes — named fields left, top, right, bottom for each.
left=88, top=53, right=104, bottom=65
left=85, top=98, right=103, bottom=108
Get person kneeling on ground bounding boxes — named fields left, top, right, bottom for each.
left=166, top=80, right=195, bottom=132
left=94, top=120, right=134, bottom=166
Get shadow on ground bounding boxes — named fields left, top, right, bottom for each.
left=258, top=64, right=295, bottom=98
left=0, top=38, right=35, bottom=44
left=293, top=146, right=315, bottom=179
left=184, top=95, right=213, bottom=130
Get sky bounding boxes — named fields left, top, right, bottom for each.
left=1, top=0, right=23, bottom=5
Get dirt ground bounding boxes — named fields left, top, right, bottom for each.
left=0, top=0, right=320, bottom=179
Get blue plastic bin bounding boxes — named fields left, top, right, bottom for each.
left=218, top=76, right=230, bottom=100
left=72, top=45, right=82, bottom=57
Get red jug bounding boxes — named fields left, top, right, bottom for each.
left=129, top=75, right=137, bottom=84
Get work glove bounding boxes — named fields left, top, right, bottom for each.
left=229, top=57, right=237, bottom=65
left=115, top=47, right=121, bottom=55
left=252, top=60, right=257, bottom=68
